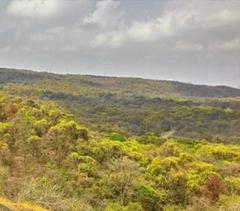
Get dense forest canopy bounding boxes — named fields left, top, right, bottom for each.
left=1, top=68, right=240, bottom=142
left=1, top=68, right=240, bottom=210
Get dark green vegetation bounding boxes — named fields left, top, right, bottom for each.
left=1, top=68, right=240, bottom=141
left=1, top=68, right=240, bottom=98
left=1, top=68, right=240, bottom=210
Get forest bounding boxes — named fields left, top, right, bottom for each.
left=0, top=68, right=240, bottom=210
left=1, top=68, right=240, bottom=142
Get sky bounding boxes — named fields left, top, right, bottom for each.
left=0, top=0, right=240, bottom=87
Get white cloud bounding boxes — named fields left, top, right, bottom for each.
left=187, top=9, right=240, bottom=30
left=91, top=3, right=240, bottom=49
left=92, top=12, right=174, bottom=47
left=83, top=0, right=123, bottom=28
left=205, top=9, right=238, bottom=25
left=127, top=13, right=173, bottom=42
left=214, top=38, right=240, bottom=51
left=93, top=31, right=125, bottom=47
left=7, top=0, right=58, bottom=18
left=176, top=40, right=204, bottom=52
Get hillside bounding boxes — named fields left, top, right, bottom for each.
left=0, top=68, right=59, bottom=84
left=1, top=68, right=240, bottom=141
left=1, top=0, right=239, bottom=210
left=0, top=94, right=240, bottom=210
left=1, top=68, right=240, bottom=98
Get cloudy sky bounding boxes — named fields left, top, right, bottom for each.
left=0, top=0, right=240, bottom=87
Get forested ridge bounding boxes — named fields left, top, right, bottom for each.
left=1, top=68, right=240, bottom=98
left=1, top=68, right=240, bottom=210
left=1, top=68, right=240, bottom=141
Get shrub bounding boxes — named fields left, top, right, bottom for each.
left=137, top=134, right=166, bottom=145
left=204, top=174, right=224, bottom=203
left=224, top=177, right=240, bottom=195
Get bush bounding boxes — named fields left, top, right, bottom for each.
left=137, top=134, right=166, bottom=145
left=224, top=177, right=240, bottom=195
left=204, top=174, right=224, bottom=203
left=105, top=133, right=127, bottom=142
left=135, top=185, right=164, bottom=211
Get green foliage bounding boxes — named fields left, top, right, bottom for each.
left=196, top=144, right=239, bottom=161
left=105, top=133, right=127, bottom=142
left=135, top=185, right=164, bottom=211
left=224, top=177, right=240, bottom=195
left=147, top=157, right=181, bottom=176
left=219, top=195, right=240, bottom=210
left=137, top=134, right=166, bottom=145
left=186, top=161, right=215, bottom=193
left=0, top=94, right=240, bottom=210
left=93, top=140, right=127, bottom=163
left=2, top=68, right=240, bottom=141
left=167, top=172, right=189, bottom=205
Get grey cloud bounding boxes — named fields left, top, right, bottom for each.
left=82, top=0, right=123, bottom=29
left=0, top=0, right=240, bottom=87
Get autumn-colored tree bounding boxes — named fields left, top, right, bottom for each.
left=204, top=174, right=224, bottom=203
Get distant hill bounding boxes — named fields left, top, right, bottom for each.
left=0, top=67, right=240, bottom=98
left=0, top=68, right=59, bottom=83
left=1, top=67, right=240, bottom=140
